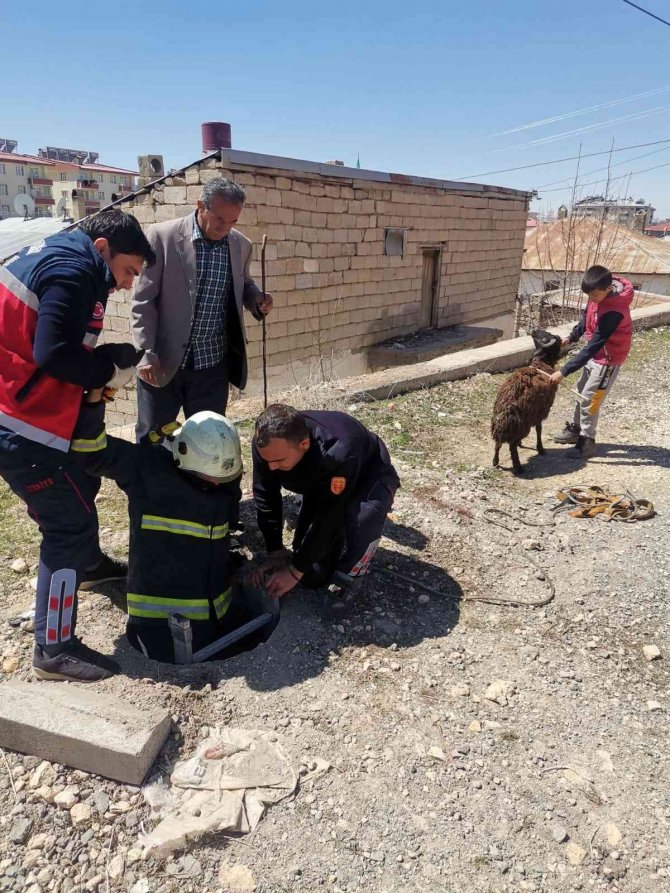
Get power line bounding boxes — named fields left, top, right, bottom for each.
left=621, top=0, right=670, bottom=27
left=537, top=158, right=670, bottom=194
left=490, top=84, right=670, bottom=137
left=456, top=137, right=670, bottom=180
left=535, top=143, right=670, bottom=189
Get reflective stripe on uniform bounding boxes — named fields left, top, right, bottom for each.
left=126, top=589, right=232, bottom=620
left=212, top=587, right=232, bottom=619
left=127, top=593, right=210, bottom=620
left=141, top=514, right=229, bottom=540
left=0, top=265, right=40, bottom=311
left=0, top=411, right=71, bottom=452
left=71, top=431, right=107, bottom=453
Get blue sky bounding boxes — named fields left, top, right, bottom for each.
left=3, top=0, right=669, bottom=215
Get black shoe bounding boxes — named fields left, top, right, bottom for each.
left=567, top=436, right=596, bottom=460
left=32, top=638, right=119, bottom=682
left=322, top=575, right=364, bottom=615
left=79, top=554, right=127, bottom=591
left=553, top=422, right=580, bottom=444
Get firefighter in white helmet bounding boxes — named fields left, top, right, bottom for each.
left=66, top=392, right=246, bottom=669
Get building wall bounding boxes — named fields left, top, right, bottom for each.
left=50, top=165, right=136, bottom=221
left=101, top=155, right=528, bottom=427
left=0, top=158, right=54, bottom=219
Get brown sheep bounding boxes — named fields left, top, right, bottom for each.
left=491, top=329, right=562, bottom=474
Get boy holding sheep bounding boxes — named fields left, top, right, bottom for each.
left=549, top=265, right=633, bottom=459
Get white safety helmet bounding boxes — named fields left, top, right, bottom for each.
left=170, top=412, right=242, bottom=482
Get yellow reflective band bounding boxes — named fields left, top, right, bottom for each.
left=127, top=592, right=210, bottom=620
left=71, top=432, right=107, bottom=453
left=212, top=588, right=232, bottom=619
left=141, top=515, right=228, bottom=540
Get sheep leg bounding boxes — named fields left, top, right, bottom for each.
left=493, top=444, right=501, bottom=467
left=536, top=423, right=545, bottom=455
left=510, top=443, right=524, bottom=474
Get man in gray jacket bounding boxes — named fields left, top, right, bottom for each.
left=131, top=178, right=273, bottom=440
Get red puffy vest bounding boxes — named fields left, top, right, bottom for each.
left=585, top=276, right=633, bottom=366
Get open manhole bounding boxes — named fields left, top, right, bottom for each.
left=126, top=582, right=280, bottom=664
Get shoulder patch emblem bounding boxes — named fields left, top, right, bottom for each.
left=331, top=476, right=346, bottom=495
left=92, top=301, right=105, bottom=320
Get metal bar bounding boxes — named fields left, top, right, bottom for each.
left=261, top=233, right=268, bottom=409
left=169, top=614, right=193, bottom=664
left=191, top=612, right=274, bottom=663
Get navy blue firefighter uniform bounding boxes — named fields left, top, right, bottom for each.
left=252, top=411, right=400, bottom=586
left=70, top=401, right=241, bottom=661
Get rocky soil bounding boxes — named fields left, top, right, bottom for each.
left=0, top=328, right=668, bottom=893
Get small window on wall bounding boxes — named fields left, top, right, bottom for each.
left=384, top=228, right=405, bottom=257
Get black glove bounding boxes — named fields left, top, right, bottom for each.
left=96, top=343, right=144, bottom=369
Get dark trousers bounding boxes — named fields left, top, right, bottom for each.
left=136, top=360, right=229, bottom=442
left=296, top=478, right=397, bottom=588
left=0, top=440, right=101, bottom=647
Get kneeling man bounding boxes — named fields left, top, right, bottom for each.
left=252, top=403, right=400, bottom=602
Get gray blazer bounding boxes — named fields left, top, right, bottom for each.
left=131, top=212, right=263, bottom=389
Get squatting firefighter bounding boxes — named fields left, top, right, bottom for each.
left=251, top=403, right=400, bottom=606
left=0, top=211, right=155, bottom=682
left=70, top=393, right=243, bottom=666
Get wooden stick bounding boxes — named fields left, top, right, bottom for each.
left=536, top=368, right=590, bottom=403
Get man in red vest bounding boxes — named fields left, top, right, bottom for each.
left=0, top=210, right=155, bottom=681
left=550, top=265, right=633, bottom=459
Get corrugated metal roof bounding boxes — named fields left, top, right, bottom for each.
left=0, top=217, right=69, bottom=263
left=523, top=216, right=670, bottom=275
left=0, top=152, right=55, bottom=166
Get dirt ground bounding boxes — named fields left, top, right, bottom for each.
left=0, top=328, right=668, bottom=893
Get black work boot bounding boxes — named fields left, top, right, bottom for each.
left=567, top=436, right=596, bottom=460
left=322, top=574, right=364, bottom=615
left=33, top=638, right=120, bottom=682
left=79, top=554, right=127, bottom=591
left=553, top=422, right=581, bottom=444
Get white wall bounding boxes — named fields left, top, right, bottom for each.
left=521, top=269, right=670, bottom=298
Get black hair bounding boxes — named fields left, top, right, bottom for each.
left=581, top=265, right=612, bottom=295
left=78, top=210, right=156, bottom=266
left=255, top=404, right=309, bottom=447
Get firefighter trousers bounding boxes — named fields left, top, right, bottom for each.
left=0, top=438, right=101, bottom=648
left=295, top=478, right=397, bottom=588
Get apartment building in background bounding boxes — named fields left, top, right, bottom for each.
left=0, top=139, right=137, bottom=221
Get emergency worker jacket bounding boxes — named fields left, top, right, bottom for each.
left=71, top=402, right=240, bottom=661
left=0, top=230, right=117, bottom=451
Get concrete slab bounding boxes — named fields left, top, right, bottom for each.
left=0, top=680, right=171, bottom=784
left=346, top=303, right=670, bottom=402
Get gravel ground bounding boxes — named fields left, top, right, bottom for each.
left=0, top=328, right=668, bottom=893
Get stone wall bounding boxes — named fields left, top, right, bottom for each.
left=101, top=153, right=529, bottom=427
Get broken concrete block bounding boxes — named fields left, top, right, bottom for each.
left=0, top=680, right=170, bottom=784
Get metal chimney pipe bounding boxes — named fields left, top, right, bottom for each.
left=201, top=122, right=232, bottom=153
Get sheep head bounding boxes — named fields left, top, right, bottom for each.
left=530, top=328, right=562, bottom=367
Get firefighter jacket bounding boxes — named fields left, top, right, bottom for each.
left=70, top=401, right=241, bottom=659
left=252, top=410, right=400, bottom=574
left=0, top=230, right=119, bottom=452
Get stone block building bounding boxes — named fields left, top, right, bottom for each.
left=102, top=147, right=530, bottom=426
